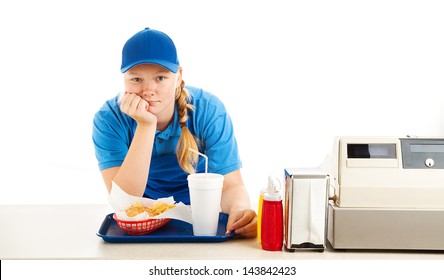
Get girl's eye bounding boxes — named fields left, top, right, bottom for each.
left=132, top=78, right=141, bottom=82
left=157, top=76, right=165, bottom=81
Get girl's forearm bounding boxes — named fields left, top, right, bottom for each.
left=113, top=123, right=156, bottom=196
left=221, top=186, right=251, bottom=214
left=220, top=170, right=251, bottom=213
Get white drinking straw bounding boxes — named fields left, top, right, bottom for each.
left=188, top=148, right=208, bottom=175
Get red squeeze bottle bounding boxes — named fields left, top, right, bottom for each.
left=260, top=192, right=283, bottom=251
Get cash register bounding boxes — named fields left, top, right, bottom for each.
left=326, top=136, right=444, bottom=250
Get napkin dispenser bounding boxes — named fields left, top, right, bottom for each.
left=283, top=168, right=329, bottom=252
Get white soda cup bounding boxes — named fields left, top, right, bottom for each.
left=187, top=173, right=224, bottom=236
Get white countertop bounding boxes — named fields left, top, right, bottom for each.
left=1, top=204, right=443, bottom=260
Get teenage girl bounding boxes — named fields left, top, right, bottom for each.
left=92, top=28, right=256, bottom=238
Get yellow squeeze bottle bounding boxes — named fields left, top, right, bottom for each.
left=257, top=191, right=264, bottom=244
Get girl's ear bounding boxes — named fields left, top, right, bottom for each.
left=176, top=67, right=183, bottom=85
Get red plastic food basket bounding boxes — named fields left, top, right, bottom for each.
left=113, top=214, right=171, bottom=235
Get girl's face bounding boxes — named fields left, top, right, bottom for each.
left=123, top=63, right=182, bottom=124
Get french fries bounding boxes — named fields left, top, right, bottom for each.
left=125, top=201, right=175, bottom=217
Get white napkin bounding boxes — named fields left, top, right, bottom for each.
left=109, top=181, right=192, bottom=224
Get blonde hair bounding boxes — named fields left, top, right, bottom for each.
left=175, top=80, right=199, bottom=174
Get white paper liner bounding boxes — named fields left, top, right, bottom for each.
left=109, top=181, right=192, bottom=224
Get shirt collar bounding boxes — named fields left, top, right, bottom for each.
left=155, top=105, right=182, bottom=140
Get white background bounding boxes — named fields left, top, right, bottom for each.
left=1, top=0, right=443, bottom=204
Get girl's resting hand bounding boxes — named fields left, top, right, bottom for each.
left=225, top=209, right=257, bottom=238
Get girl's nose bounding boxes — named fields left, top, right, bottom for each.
left=142, top=82, right=155, bottom=96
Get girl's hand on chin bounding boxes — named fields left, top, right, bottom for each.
left=120, top=92, right=157, bottom=126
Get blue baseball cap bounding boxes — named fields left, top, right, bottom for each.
left=121, top=28, right=180, bottom=73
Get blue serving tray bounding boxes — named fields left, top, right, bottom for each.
left=97, top=212, right=235, bottom=243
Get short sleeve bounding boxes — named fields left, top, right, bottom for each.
left=92, top=97, right=134, bottom=170
left=191, top=90, right=242, bottom=175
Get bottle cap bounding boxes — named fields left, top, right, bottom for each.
left=261, top=176, right=281, bottom=194
left=264, top=192, right=281, bottom=201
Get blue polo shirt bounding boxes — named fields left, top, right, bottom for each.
left=92, top=86, right=242, bottom=204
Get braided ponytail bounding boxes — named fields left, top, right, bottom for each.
left=175, top=80, right=199, bottom=174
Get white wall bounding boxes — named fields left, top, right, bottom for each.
left=1, top=0, right=443, bottom=204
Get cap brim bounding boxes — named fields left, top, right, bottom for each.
left=121, top=59, right=179, bottom=73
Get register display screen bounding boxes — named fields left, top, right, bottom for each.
left=410, top=144, right=444, bottom=153
left=347, top=144, right=396, bottom=158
